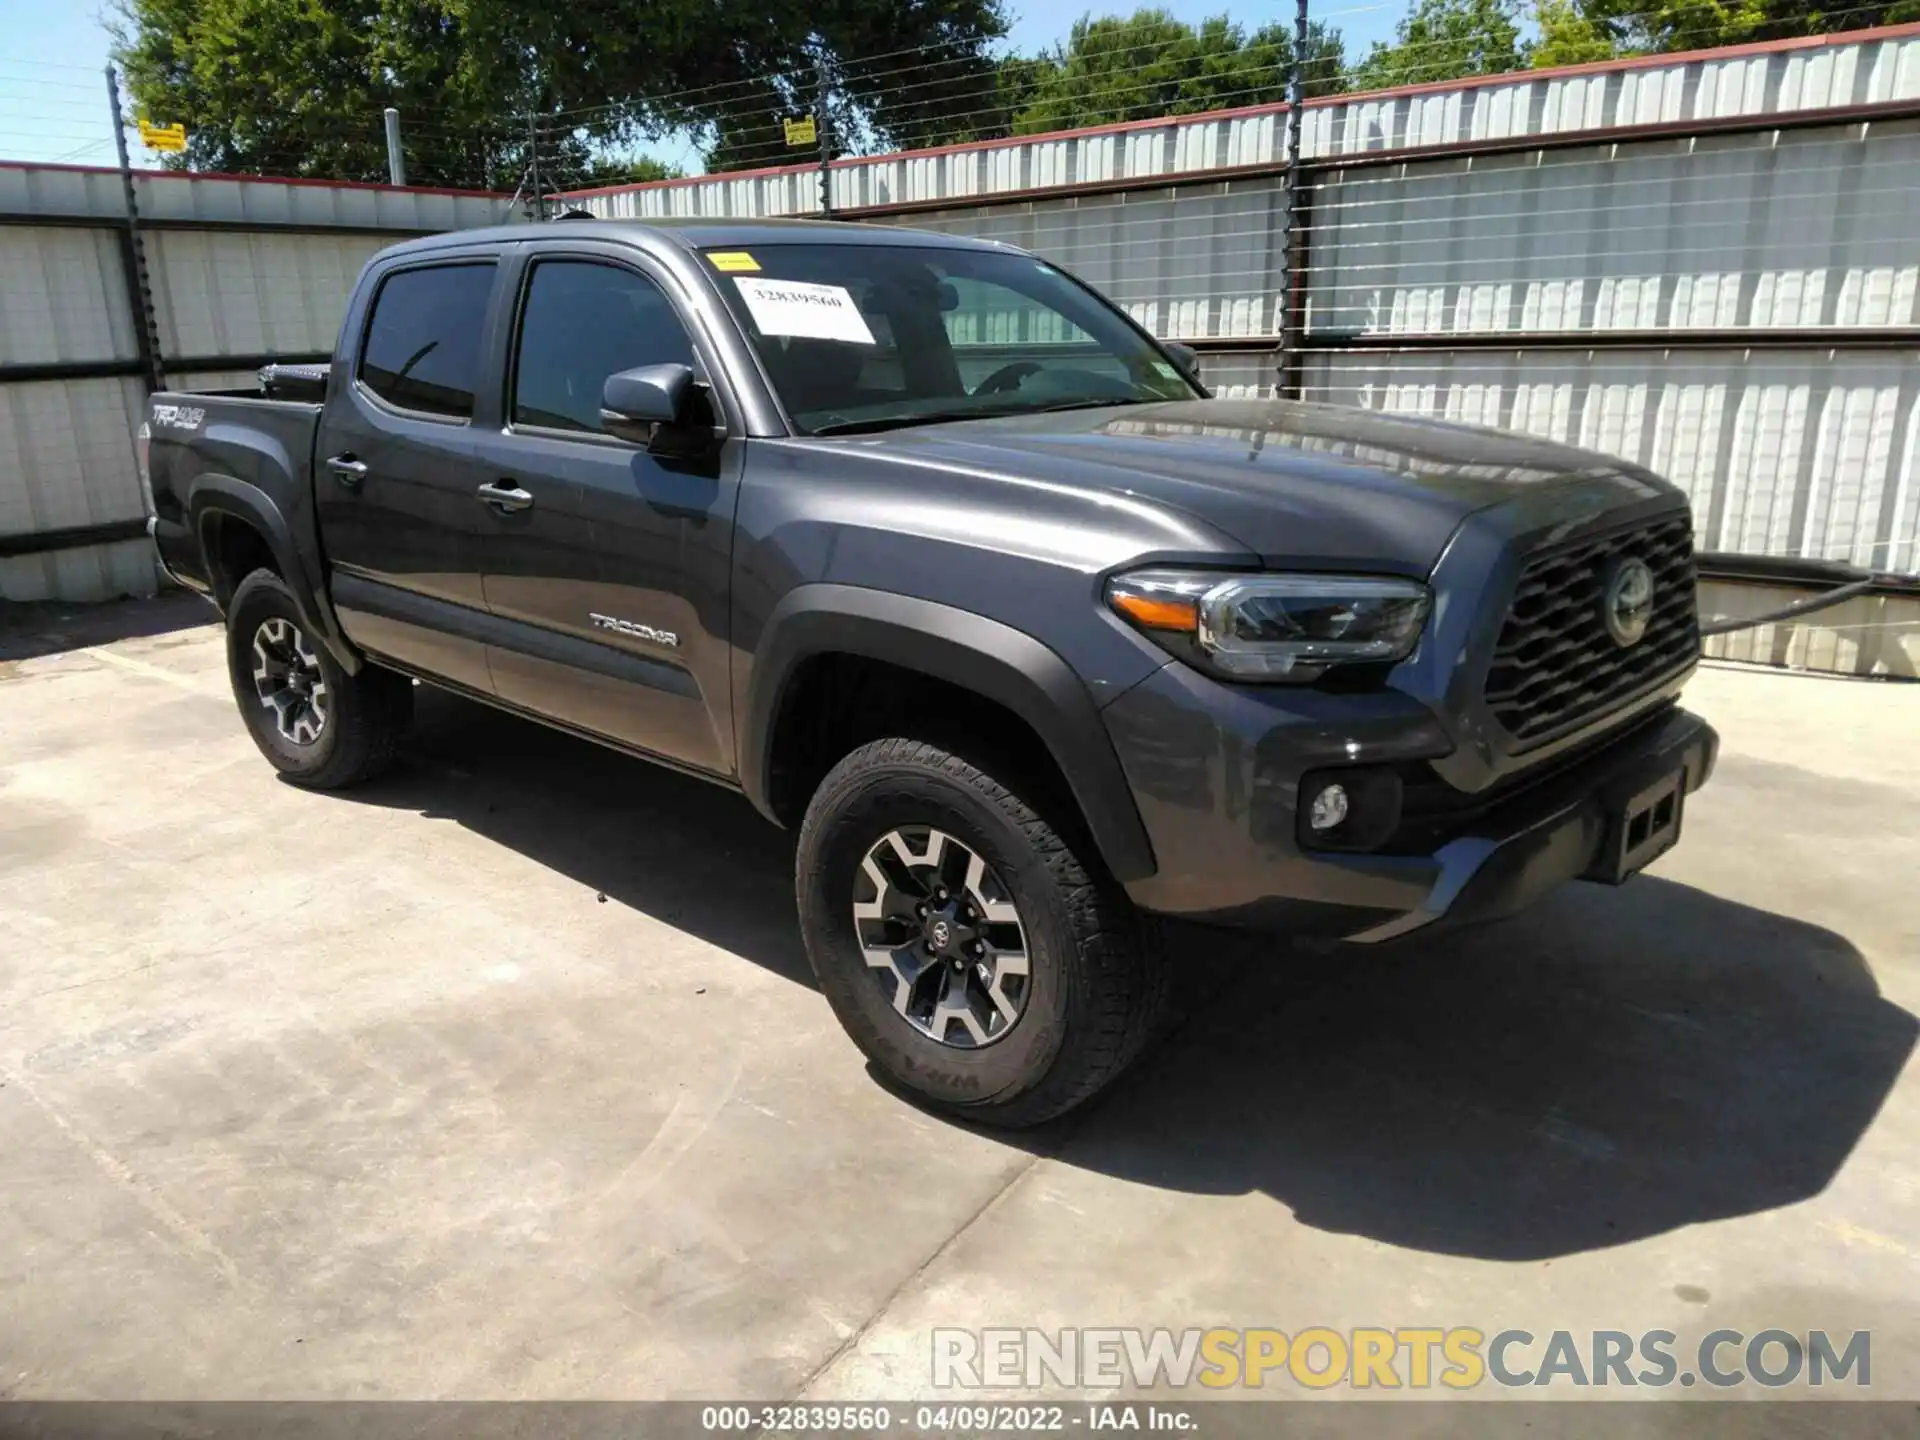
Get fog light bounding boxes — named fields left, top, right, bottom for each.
left=1309, top=783, right=1349, bottom=831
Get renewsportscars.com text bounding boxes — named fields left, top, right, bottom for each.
left=931, top=1327, right=1871, bottom=1391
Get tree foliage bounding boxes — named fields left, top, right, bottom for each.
left=1349, top=0, right=1526, bottom=90
left=112, top=0, right=1010, bottom=186
left=1007, top=10, right=1347, bottom=136
left=1532, top=0, right=1622, bottom=68
left=1542, top=0, right=1920, bottom=60
left=1347, top=0, right=1920, bottom=89
left=564, top=154, right=685, bottom=189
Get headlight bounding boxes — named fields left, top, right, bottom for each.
left=1105, top=569, right=1431, bottom=681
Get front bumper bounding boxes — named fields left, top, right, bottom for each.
left=1103, top=663, right=1717, bottom=941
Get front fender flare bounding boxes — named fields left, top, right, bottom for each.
left=741, top=584, right=1157, bottom=884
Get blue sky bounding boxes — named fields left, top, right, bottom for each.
left=0, top=0, right=1405, bottom=172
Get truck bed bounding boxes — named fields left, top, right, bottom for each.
left=145, top=387, right=325, bottom=600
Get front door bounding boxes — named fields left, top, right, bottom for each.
left=315, top=258, right=499, bottom=693
left=471, top=253, right=740, bottom=776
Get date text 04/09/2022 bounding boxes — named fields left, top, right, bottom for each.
left=699, top=1403, right=1197, bottom=1432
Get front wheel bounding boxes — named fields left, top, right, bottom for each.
left=224, top=568, right=411, bottom=788
left=796, top=738, right=1168, bottom=1127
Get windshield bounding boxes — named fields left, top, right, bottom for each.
left=704, top=242, right=1201, bottom=435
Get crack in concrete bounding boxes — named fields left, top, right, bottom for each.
left=790, top=1145, right=1051, bottom=1400
left=2, top=1062, right=244, bottom=1290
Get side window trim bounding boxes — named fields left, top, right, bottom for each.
left=354, top=257, right=499, bottom=427
left=502, top=249, right=723, bottom=445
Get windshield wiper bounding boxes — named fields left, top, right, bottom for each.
left=1033, top=396, right=1158, bottom=413
left=808, top=396, right=1158, bottom=437
left=808, top=408, right=1025, bottom=436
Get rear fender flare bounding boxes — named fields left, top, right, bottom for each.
left=741, top=584, right=1157, bottom=884
left=188, top=476, right=361, bottom=675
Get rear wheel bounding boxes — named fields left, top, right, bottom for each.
left=796, top=737, right=1168, bottom=1127
left=224, top=568, right=411, bottom=788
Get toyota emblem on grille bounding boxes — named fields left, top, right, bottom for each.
left=1602, top=557, right=1656, bottom=647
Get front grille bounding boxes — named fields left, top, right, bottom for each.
left=1483, top=513, right=1699, bottom=749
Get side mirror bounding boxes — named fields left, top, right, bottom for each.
left=1164, top=342, right=1201, bottom=379
left=600, top=363, right=696, bottom=446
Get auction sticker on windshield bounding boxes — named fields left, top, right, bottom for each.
left=733, top=277, right=875, bottom=345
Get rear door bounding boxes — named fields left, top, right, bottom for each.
left=315, top=256, right=501, bottom=693
left=469, top=247, right=742, bottom=775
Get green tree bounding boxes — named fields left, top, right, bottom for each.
left=1349, top=0, right=1526, bottom=89
left=112, top=0, right=1011, bottom=186
left=1009, top=9, right=1346, bottom=137
left=1537, top=0, right=1920, bottom=63
left=553, top=153, right=685, bottom=191
left=1531, top=0, right=1622, bottom=66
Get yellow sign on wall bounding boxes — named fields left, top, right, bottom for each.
left=782, top=116, right=816, bottom=148
left=138, top=119, right=187, bottom=153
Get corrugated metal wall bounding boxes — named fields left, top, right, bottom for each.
left=574, top=27, right=1920, bottom=220
left=865, top=124, right=1919, bottom=575
left=5, top=30, right=1918, bottom=604
left=0, top=164, right=516, bottom=601
left=0, top=226, right=136, bottom=366
left=148, top=231, right=384, bottom=365
left=1304, top=123, right=1920, bottom=338
left=1186, top=348, right=1920, bottom=573
left=1697, top=578, right=1919, bottom=673
left=568, top=28, right=1911, bottom=583
left=0, top=163, right=510, bottom=232
left=857, top=104, right=1920, bottom=344
left=0, top=376, right=155, bottom=602
left=878, top=181, right=1291, bottom=340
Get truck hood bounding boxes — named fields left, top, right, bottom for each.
left=849, top=398, right=1673, bottom=572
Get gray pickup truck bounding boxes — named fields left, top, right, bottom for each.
left=144, top=217, right=1716, bottom=1124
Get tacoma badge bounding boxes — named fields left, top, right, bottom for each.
left=590, top=613, right=680, bottom=647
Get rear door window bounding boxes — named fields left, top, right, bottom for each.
left=358, top=263, right=495, bottom=419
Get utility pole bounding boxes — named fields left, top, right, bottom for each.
left=105, top=65, right=162, bottom=395
left=816, top=57, right=833, bottom=219
left=383, top=107, right=407, bottom=186
left=1277, top=0, right=1312, bottom=400
left=527, top=110, right=545, bottom=220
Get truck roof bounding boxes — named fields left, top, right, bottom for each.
left=380, top=216, right=1013, bottom=261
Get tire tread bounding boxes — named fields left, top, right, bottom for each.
left=228, top=568, right=409, bottom=789
left=798, top=736, right=1169, bottom=1127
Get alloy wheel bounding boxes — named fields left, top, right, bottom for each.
left=251, top=617, right=329, bottom=746
left=851, top=825, right=1031, bottom=1048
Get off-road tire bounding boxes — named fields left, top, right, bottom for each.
left=225, top=567, right=411, bottom=788
left=796, top=737, right=1169, bottom=1127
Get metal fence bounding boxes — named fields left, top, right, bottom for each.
left=0, top=160, right=515, bottom=601
left=3, top=26, right=1918, bottom=618
left=572, top=23, right=1920, bottom=582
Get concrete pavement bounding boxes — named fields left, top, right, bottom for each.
left=2, top=596, right=1915, bottom=1412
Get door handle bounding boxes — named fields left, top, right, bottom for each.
left=326, top=455, right=368, bottom=490
left=476, top=480, right=535, bottom=514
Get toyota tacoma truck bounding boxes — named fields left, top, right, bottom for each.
left=144, top=218, right=1717, bottom=1126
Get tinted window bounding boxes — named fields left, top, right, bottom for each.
left=513, top=261, right=696, bottom=434
left=706, top=243, right=1198, bottom=435
left=358, top=263, right=494, bottom=418
left=941, top=275, right=1127, bottom=393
